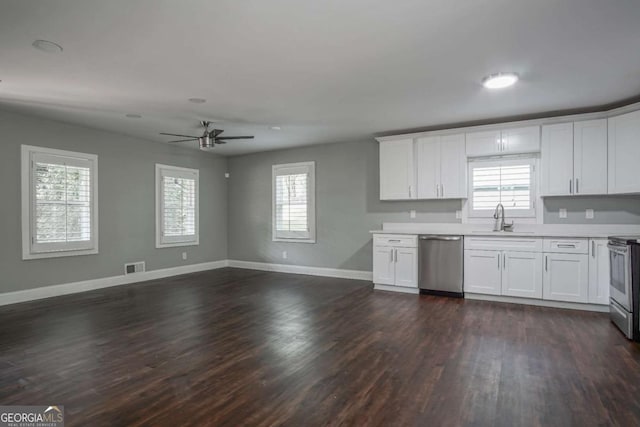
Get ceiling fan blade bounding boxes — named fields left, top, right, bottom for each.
left=167, top=138, right=198, bottom=143
left=215, top=136, right=255, bottom=140
left=160, top=132, right=199, bottom=138
left=209, top=129, right=224, bottom=137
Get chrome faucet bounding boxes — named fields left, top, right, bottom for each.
left=493, top=203, right=514, bottom=232
left=493, top=203, right=505, bottom=231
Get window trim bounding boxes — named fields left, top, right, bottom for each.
left=155, top=164, right=200, bottom=249
left=467, top=157, right=537, bottom=219
left=272, top=161, right=316, bottom=243
left=21, top=145, right=99, bottom=260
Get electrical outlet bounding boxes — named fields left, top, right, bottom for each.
left=410, top=210, right=416, bottom=219
left=455, top=210, right=462, bottom=219
left=559, top=208, right=567, bottom=219
left=224, top=172, right=230, bottom=178
left=182, top=252, right=187, bottom=260
left=282, top=251, right=287, bottom=259
left=585, top=209, right=594, bottom=219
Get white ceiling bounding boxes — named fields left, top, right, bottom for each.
left=1, top=0, right=639, bottom=156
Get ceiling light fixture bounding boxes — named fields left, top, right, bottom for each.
left=125, top=114, right=142, bottom=119
left=482, top=72, right=519, bottom=89
left=270, top=126, right=281, bottom=131
left=32, top=39, right=64, bottom=53
left=188, top=98, right=206, bottom=104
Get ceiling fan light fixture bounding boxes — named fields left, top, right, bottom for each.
left=199, top=135, right=214, bottom=149
left=482, top=72, right=519, bottom=89
left=32, top=39, right=64, bottom=53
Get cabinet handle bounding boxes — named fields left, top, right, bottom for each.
left=503, top=253, right=506, bottom=270
left=435, top=184, right=439, bottom=198
left=569, top=179, right=573, bottom=194
left=545, top=256, right=548, bottom=272
left=394, top=249, right=398, bottom=262
left=576, top=178, right=579, bottom=194
left=557, top=244, right=576, bottom=248
left=408, top=185, right=412, bottom=198
left=390, top=249, right=394, bottom=262
left=592, top=241, right=595, bottom=258
left=441, top=184, right=444, bottom=198
left=498, top=255, right=500, bottom=270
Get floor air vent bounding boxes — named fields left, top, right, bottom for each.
left=124, top=261, right=146, bottom=275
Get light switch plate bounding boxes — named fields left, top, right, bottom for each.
left=586, top=209, right=594, bottom=219
left=410, top=210, right=416, bottom=219
left=182, top=252, right=187, bottom=260
left=455, top=210, right=462, bottom=219
left=559, top=208, right=567, bottom=219
left=282, top=251, right=287, bottom=259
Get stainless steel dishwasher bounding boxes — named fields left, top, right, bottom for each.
left=418, top=235, right=464, bottom=297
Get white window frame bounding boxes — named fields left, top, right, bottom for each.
left=466, top=157, right=538, bottom=219
left=21, top=145, right=99, bottom=260
left=272, top=161, right=316, bottom=243
left=155, top=164, right=200, bottom=248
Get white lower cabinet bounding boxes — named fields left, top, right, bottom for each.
left=464, top=250, right=502, bottom=295
left=588, top=238, right=610, bottom=305
left=464, top=249, right=542, bottom=298
left=502, top=251, right=543, bottom=299
left=372, top=234, right=418, bottom=289
left=543, top=253, right=589, bottom=303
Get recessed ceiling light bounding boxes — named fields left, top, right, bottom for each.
left=270, top=126, right=281, bottom=130
left=188, top=98, right=206, bottom=104
left=125, top=114, right=142, bottom=119
left=32, top=39, right=64, bottom=53
left=482, top=72, right=519, bottom=89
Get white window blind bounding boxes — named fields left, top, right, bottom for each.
left=21, top=145, right=99, bottom=259
left=469, top=159, right=536, bottom=217
left=272, top=162, right=316, bottom=242
left=156, top=164, right=199, bottom=247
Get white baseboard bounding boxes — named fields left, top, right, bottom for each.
left=465, top=292, right=609, bottom=313
left=374, top=284, right=419, bottom=294
left=228, top=260, right=373, bottom=281
left=0, top=260, right=229, bottom=307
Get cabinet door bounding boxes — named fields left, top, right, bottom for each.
left=465, top=130, right=501, bottom=157
left=541, top=123, right=574, bottom=196
left=502, top=126, right=541, bottom=154
left=464, top=250, right=502, bottom=295
left=416, top=136, right=440, bottom=199
left=439, top=134, right=467, bottom=198
left=373, top=246, right=395, bottom=285
left=608, top=110, right=640, bottom=194
left=379, top=139, right=415, bottom=200
left=543, top=253, right=589, bottom=303
left=588, top=239, right=610, bottom=305
left=574, top=119, right=607, bottom=195
left=502, top=251, right=543, bottom=299
left=395, top=247, right=418, bottom=288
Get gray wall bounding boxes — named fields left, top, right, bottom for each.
left=228, top=139, right=640, bottom=272
left=227, top=140, right=460, bottom=272
left=0, top=110, right=228, bottom=293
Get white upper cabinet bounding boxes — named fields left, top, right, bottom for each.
left=415, top=136, right=440, bottom=199
left=608, top=110, right=640, bottom=194
left=502, top=126, right=541, bottom=154
left=541, top=119, right=608, bottom=196
left=465, top=130, right=501, bottom=157
left=574, top=119, right=608, bottom=195
left=416, top=134, right=466, bottom=199
left=439, top=134, right=467, bottom=198
left=379, top=139, right=415, bottom=200
left=466, top=126, right=540, bottom=157
left=541, top=123, right=574, bottom=196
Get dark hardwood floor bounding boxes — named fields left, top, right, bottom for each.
left=2, top=268, right=640, bottom=426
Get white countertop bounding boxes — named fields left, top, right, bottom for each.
left=370, top=223, right=640, bottom=239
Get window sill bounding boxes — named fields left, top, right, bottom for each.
left=23, top=247, right=99, bottom=261
left=156, top=241, right=200, bottom=249
left=272, top=238, right=316, bottom=244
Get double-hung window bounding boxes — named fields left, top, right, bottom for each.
left=21, top=145, right=98, bottom=259
left=156, top=164, right=199, bottom=248
left=272, top=162, right=316, bottom=243
left=468, top=158, right=536, bottom=218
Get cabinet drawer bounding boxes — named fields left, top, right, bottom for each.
left=543, top=238, right=588, bottom=254
left=373, top=234, right=417, bottom=248
left=464, top=236, right=542, bottom=252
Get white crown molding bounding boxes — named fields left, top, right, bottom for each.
left=376, top=101, right=640, bottom=142
left=228, top=260, right=373, bottom=281
left=0, top=260, right=229, bottom=307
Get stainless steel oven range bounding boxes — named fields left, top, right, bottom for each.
left=608, top=236, right=640, bottom=340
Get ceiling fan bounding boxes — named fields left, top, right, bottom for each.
left=160, top=120, right=254, bottom=149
